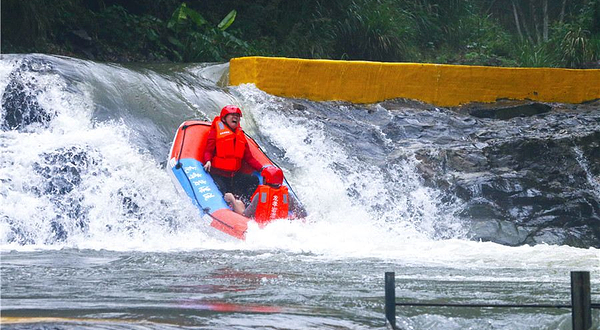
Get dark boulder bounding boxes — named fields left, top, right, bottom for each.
left=32, top=146, right=101, bottom=242
left=34, top=146, right=99, bottom=196
left=461, top=101, right=552, bottom=120
left=1, top=57, right=57, bottom=131
left=407, top=102, right=600, bottom=248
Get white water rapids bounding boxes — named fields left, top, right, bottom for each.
left=0, top=54, right=598, bottom=329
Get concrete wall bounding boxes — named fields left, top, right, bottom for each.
left=229, top=56, right=600, bottom=106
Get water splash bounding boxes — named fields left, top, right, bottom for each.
left=574, top=146, right=600, bottom=200
left=234, top=84, right=466, bottom=242
left=2, top=55, right=596, bottom=260
left=0, top=56, right=210, bottom=250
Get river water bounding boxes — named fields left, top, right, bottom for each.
left=0, top=54, right=598, bottom=329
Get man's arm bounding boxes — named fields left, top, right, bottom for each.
left=224, top=193, right=246, bottom=214
left=203, top=128, right=216, bottom=164
left=243, top=195, right=258, bottom=218
left=242, top=142, right=263, bottom=171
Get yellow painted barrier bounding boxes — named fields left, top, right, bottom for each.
left=229, top=56, right=600, bottom=106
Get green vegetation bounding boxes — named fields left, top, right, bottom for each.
left=2, top=0, right=599, bottom=68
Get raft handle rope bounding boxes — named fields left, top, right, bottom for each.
left=178, top=160, right=237, bottom=231
left=178, top=164, right=237, bottom=231
left=175, top=121, right=239, bottom=232
left=202, top=208, right=237, bottom=231
left=178, top=121, right=299, bottom=199
left=175, top=122, right=208, bottom=169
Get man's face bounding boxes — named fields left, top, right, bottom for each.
left=224, top=113, right=241, bottom=129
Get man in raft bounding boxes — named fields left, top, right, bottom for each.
left=225, top=166, right=307, bottom=223
left=203, top=105, right=262, bottom=202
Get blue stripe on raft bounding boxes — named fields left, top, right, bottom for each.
left=171, top=158, right=229, bottom=213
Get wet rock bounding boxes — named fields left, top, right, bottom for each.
left=70, top=29, right=92, bottom=44
left=467, top=219, right=530, bottom=246
left=380, top=98, right=435, bottom=111
left=1, top=57, right=57, bottom=131
left=1, top=79, right=52, bottom=130
left=528, top=226, right=599, bottom=247
left=68, top=29, right=96, bottom=60
left=292, top=103, right=306, bottom=111
left=50, top=220, right=68, bottom=242
left=450, top=131, right=599, bottom=247
left=119, top=190, right=141, bottom=216
left=30, top=146, right=100, bottom=243
left=3, top=216, right=35, bottom=245
left=445, top=149, right=488, bottom=172
left=405, top=104, right=600, bottom=248
left=34, top=146, right=98, bottom=195
left=461, top=101, right=552, bottom=120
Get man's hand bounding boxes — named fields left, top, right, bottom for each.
left=203, top=161, right=211, bottom=171
left=224, top=193, right=235, bottom=204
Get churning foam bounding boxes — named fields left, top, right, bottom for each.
left=1, top=57, right=598, bottom=275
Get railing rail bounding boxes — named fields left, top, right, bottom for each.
left=385, top=271, right=598, bottom=330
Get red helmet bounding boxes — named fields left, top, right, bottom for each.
left=220, top=105, right=242, bottom=118
left=262, top=166, right=284, bottom=186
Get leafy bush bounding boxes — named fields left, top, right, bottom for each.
left=560, top=26, right=593, bottom=68
left=512, top=42, right=557, bottom=67
left=1, top=0, right=83, bottom=52
left=166, top=3, right=248, bottom=62
left=94, top=5, right=169, bottom=60
left=276, top=15, right=337, bottom=59
left=2, top=0, right=599, bottom=66
left=322, top=0, right=418, bottom=62
left=550, top=0, right=600, bottom=68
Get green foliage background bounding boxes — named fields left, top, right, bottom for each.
left=2, top=0, right=599, bottom=68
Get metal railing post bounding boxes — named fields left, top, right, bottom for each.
left=385, top=272, right=397, bottom=329
left=571, top=271, right=592, bottom=330
left=386, top=270, right=596, bottom=329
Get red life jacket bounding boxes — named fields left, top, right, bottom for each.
left=211, top=116, right=247, bottom=172
left=252, top=185, right=289, bottom=224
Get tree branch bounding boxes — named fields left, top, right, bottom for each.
left=543, top=0, right=548, bottom=41
left=512, top=1, right=524, bottom=41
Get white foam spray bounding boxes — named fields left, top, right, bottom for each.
left=0, top=57, right=597, bottom=277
